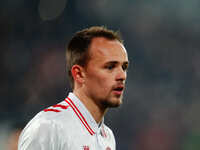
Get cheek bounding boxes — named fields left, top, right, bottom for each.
left=87, top=72, right=111, bottom=88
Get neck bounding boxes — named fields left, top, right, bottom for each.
left=73, top=89, right=107, bottom=124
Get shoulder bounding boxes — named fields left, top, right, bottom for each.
left=28, top=101, right=73, bottom=127
left=18, top=115, right=62, bottom=149
left=18, top=101, right=72, bottom=149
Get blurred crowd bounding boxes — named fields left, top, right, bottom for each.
left=1, top=0, right=200, bottom=149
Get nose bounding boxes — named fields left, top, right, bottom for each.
left=116, top=67, right=127, bottom=82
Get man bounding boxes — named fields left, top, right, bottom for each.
left=18, top=26, right=129, bottom=150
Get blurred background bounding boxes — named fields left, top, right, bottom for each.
left=1, top=0, right=200, bottom=149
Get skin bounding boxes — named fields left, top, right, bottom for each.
left=7, top=129, right=22, bottom=150
left=72, top=37, right=129, bottom=123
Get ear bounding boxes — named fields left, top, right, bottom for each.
left=71, top=65, right=85, bottom=84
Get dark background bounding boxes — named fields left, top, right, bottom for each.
left=1, top=0, right=200, bottom=149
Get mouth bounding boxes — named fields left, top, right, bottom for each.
left=113, top=86, right=124, bottom=95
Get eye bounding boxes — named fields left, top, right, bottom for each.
left=122, top=63, right=128, bottom=71
left=106, top=64, right=115, bottom=70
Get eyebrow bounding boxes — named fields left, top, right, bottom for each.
left=105, top=61, right=129, bottom=65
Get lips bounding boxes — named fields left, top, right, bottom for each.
left=113, top=85, right=124, bottom=95
left=113, top=87, right=124, bottom=91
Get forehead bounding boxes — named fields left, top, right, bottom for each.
left=89, top=37, right=128, bottom=62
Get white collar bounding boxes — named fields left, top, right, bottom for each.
left=65, top=92, right=104, bottom=135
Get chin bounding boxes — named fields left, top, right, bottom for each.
left=102, top=98, right=122, bottom=108
left=109, top=102, right=121, bottom=108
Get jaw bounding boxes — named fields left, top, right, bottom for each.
left=100, top=93, right=123, bottom=108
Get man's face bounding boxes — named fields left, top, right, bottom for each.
left=83, top=37, right=129, bottom=108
